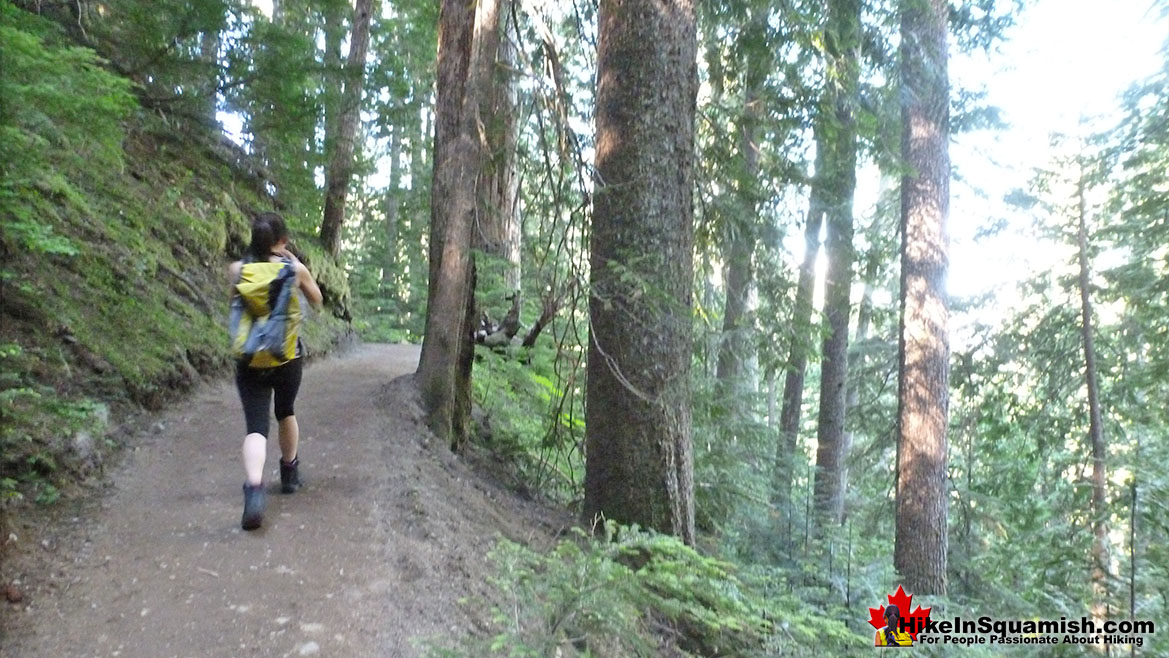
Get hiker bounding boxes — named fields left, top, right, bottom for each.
left=229, top=212, right=322, bottom=530
left=875, top=604, right=913, bottom=647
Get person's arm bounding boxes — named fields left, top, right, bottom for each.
left=273, top=247, right=323, bottom=307
left=295, top=262, right=323, bottom=307
left=227, top=261, right=242, bottom=299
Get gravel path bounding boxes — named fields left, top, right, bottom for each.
left=1, top=344, right=566, bottom=658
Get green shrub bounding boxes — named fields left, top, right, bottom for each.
left=427, top=524, right=863, bottom=657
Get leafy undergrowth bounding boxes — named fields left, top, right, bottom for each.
left=427, top=524, right=863, bottom=658
left=0, top=6, right=350, bottom=509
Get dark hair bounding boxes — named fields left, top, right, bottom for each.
left=248, top=212, right=288, bottom=260
left=883, top=605, right=902, bottom=644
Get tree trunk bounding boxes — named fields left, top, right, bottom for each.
left=812, top=0, right=860, bottom=527
left=408, top=106, right=429, bottom=310
left=585, top=0, right=698, bottom=545
left=472, top=0, right=521, bottom=292
left=322, top=1, right=346, bottom=164
left=320, top=0, right=375, bottom=257
left=717, top=241, right=752, bottom=387
left=198, top=28, right=220, bottom=126
left=417, top=0, right=498, bottom=449
left=716, top=8, right=766, bottom=397
left=773, top=117, right=827, bottom=523
left=382, top=124, right=401, bottom=286
left=840, top=255, right=878, bottom=523
left=767, top=370, right=778, bottom=429
left=894, top=0, right=950, bottom=596
left=1076, top=171, right=1109, bottom=623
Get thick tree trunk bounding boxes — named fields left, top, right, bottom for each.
left=585, top=0, right=698, bottom=544
left=472, top=0, right=521, bottom=292
left=773, top=120, right=827, bottom=522
left=1076, top=172, right=1109, bottom=623
left=894, top=0, right=950, bottom=596
left=812, top=0, right=860, bottom=527
left=320, top=0, right=375, bottom=257
left=417, top=0, right=499, bottom=449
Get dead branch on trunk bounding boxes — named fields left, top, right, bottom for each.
left=474, top=281, right=571, bottom=351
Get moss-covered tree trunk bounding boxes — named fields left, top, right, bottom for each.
left=895, top=0, right=950, bottom=596
left=584, top=0, right=698, bottom=545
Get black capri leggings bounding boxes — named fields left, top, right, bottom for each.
left=236, top=358, right=303, bottom=437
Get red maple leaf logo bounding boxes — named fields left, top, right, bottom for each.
left=867, top=585, right=932, bottom=641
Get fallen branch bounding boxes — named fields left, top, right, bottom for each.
left=522, top=288, right=561, bottom=348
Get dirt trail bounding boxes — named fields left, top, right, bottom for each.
left=1, top=344, right=567, bottom=658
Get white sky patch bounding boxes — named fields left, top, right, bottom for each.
left=946, top=0, right=1163, bottom=341
left=218, top=111, right=247, bottom=146
left=252, top=0, right=273, bottom=20
left=949, top=0, right=1164, bottom=265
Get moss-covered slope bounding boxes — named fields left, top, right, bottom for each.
left=0, top=6, right=351, bottom=503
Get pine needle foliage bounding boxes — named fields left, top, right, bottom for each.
left=427, top=524, right=862, bottom=658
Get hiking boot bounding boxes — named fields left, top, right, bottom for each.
left=241, top=483, right=265, bottom=530
left=280, top=457, right=301, bottom=494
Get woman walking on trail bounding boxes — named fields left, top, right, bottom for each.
left=229, top=212, right=322, bottom=530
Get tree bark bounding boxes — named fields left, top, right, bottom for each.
left=417, top=0, right=499, bottom=449
left=408, top=105, right=429, bottom=310
left=773, top=118, right=827, bottom=524
left=472, top=0, right=521, bottom=292
left=322, top=0, right=346, bottom=164
left=812, top=0, right=860, bottom=528
left=198, top=27, right=220, bottom=126
left=715, top=10, right=762, bottom=394
left=382, top=124, right=401, bottom=286
left=840, top=254, right=879, bottom=523
left=895, top=0, right=950, bottom=596
left=585, top=0, right=698, bottom=545
left=320, top=0, right=375, bottom=257
left=1076, top=171, right=1109, bottom=623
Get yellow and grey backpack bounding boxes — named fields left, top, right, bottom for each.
left=229, top=258, right=303, bottom=368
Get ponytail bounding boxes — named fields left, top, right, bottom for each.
left=248, top=212, right=289, bottom=260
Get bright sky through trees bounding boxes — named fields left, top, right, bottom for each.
left=948, top=0, right=1164, bottom=301
left=222, top=0, right=1165, bottom=315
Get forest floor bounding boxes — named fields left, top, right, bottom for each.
left=0, top=344, right=571, bottom=658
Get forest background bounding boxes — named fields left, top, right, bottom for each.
left=2, top=0, right=1168, bottom=655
